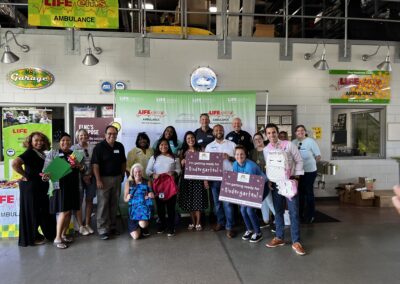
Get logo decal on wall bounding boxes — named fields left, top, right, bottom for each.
left=190, top=67, right=217, bottom=92
left=7, top=68, right=54, bottom=90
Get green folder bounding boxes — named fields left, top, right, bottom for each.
left=43, top=157, right=72, bottom=181
left=72, top=149, right=84, bottom=163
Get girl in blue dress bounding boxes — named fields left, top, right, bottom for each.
left=124, top=163, right=154, bottom=239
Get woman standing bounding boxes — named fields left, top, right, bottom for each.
left=178, top=131, right=208, bottom=231
left=12, top=132, right=56, bottom=247
left=126, top=132, right=154, bottom=179
left=152, top=126, right=182, bottom=155
left=124, top=163, right=154, bottom=239
left=71, top=129, right=96, bottom=235
left=146, top=138, right=181, bottom=237
left=233, top=145, right=266, bottom=243
left=249, top=132, right=275, bottom=230
left=42, top=132, right=84, bottom=249
left=292, top=125, right=321, bottom=224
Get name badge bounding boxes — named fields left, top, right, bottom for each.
left=53, top=181, right=60, bottom=189
left=228, top=137, right=233, bottom=140
left=198, top=139, right=203, bottom=143
left=159, top=192, right=165, bottom=199
left=114, top=149, right=120, bottom=154
left=58, top=153, right=64, bottom=157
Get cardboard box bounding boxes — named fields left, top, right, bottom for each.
left=253, top=24, right=275, bottom=37
left=358, top=177, right=375, bottom=190
left=374, top=190, right=394, bottom=207
left=353, top=191, right=374, bottom=206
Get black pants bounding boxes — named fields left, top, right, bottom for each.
left=155, top=195, right=177, bottom=231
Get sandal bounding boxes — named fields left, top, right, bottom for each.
left=188, top=224, right=195, bottom=230
left=195, top=224, right=203, bottom=231
left=61, top=236, right=74, bottom=243
left=53, top=240, right=68, bottom=249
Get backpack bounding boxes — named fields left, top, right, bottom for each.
left=266, top=141, right=298, bottom=200
left=153, top=173, right=178, bottom=200
left=265, top=140, right=290, bottom=182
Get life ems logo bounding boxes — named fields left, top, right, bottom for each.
left=0, top=195, right=15, bottom=204
left=12, top=128, right=28, bottom=134
left=44, top=0, right=107, bottom=8
left=137, top=110, right=166, bottom=117
left=208, top=110, right=234, bottom=117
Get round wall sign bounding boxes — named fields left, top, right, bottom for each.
left=190, top=67, right=217, bottom=92
left=101, top=81, right=113, bottom=92
left=115, top=81, right=126, bottom=90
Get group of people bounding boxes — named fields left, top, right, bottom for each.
left=13, top=113, right=322, bottom=256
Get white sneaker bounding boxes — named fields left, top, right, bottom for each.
left=79, top=226, right=89, bottom=236
left=85, top=225, right=94, bottom=234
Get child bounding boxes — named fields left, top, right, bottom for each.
left=124, top=163, right=154, bottom=239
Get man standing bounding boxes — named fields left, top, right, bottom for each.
left=205, top=124, right=236, bottom=238
left=225, top=117, right=254, bottom=153
left=92, top=125, right=126, bottom=240
left=263, top=123, right=305, bottom=255
left=194, top=113, right=214, bottom=150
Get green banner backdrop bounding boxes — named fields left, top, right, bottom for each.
left=115, top=90, right=257, bottom=152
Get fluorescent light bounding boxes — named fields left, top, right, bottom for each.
left=314, top=11, right=323, bottom=24
left=128, top=3, right=132, bottom=8
left=209, top=6, right=217, bottom=13
left=142, top=3, right=154, bottom=10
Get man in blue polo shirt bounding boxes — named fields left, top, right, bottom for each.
left=92, top=125, right=126, bottom=240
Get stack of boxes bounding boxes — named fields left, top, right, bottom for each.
left=338, top=177, right=376, bottom=207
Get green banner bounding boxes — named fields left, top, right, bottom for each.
left=28, top=0, right=119, bottom=29
left=115, top=90, right=257, bottom=152
left=2, top=108, right=52, bottom=180
left=329, top=70, right=391, bottom=104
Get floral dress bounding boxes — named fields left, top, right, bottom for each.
left=128, top=181, right=153, bottom=221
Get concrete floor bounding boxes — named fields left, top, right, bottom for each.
left=1, top=201, right=400, bottom=284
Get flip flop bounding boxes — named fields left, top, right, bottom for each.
left=53, top=240, right=68, bottom=249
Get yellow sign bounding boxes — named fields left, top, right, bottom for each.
left=312, top=127, right=322, bottom=140
left=28, top=0, right=119, bottom=29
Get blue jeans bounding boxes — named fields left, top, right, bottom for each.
left=271, top=183, right=300, bottom=243
left=210, top=181, right=234, bottom=230
left=240, top=206, right=261, bottom=234
left=298, top=171, right=317, bottom=221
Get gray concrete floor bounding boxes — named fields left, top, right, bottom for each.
left=1, top=201, right=400, bottom=284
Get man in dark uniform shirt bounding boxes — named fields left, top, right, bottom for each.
left=225, top=117, right=254, bottom=153
left=92, top=125, right=126, bottom=240
left=194, top=113, right=214, bottom=150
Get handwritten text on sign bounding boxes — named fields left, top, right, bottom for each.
left=184, top=152, right=223, bottom=181
left=219, top=171, right=265, bottom=208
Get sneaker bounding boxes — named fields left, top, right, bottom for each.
left=99, top=233, right=109, bottom=240
left=79, top=226, right=90, bottom=236
left=270, top=224, right=276, bottom=233
left=85, top=225, right=94, bottom=234
left=249, top=233, right=263, bottom=243
left=157, top=225, right=165, bottom=234
left=308, top=217, right=315, bottom=224
left=141, top=228, right=150, bottom=237
left=167, top=230, right=175, bottom=237
left=266, top=237, right=285, bottom=248
left=34, top=239, right=46, bottom=245
left=195, top=224, right=203, bottom=231
left=260, top=222, right=270, bottom=229
left=188, top=224, right=195, bottom=230
left=241, top=230, right=253, bottom=241
left=212, top=224, right=224, bottom=232
left=292, top=242, right=306, bottom=255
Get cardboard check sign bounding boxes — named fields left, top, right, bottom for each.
left=184, top=152, right=223, bottom=181
left=219, top=171, right=266, bottom=209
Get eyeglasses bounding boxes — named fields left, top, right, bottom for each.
left=298, top=142, right=302, bottom=150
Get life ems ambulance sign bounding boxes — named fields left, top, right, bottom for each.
left=28, top=0, right=119, bottom=29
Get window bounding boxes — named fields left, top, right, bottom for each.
left=331, top=106, right=386, bottom=159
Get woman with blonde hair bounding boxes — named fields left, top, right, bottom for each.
left=124, top=163, right=154, bottom=239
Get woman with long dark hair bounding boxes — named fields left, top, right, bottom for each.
left=178, top=131, right=208, bottom=231
left=146, top=138, right=181, bottom=236
left=152, top=126, right=182, bottom=155
left=12, top=132, right=56, bottom=246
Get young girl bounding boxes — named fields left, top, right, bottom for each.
left=233, top=145, right=267, bottom=243
left=124, top=163, right=154, bottom=240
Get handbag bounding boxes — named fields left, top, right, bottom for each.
left=152, top=173, right=178, bottom=200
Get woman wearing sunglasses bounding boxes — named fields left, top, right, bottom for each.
left=292, top=125, right=321, bottom=224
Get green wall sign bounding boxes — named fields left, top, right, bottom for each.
left=7, top=68, right=54, bottom=90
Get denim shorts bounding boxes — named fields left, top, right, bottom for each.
left=79, top=176, right=97, bottom=203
